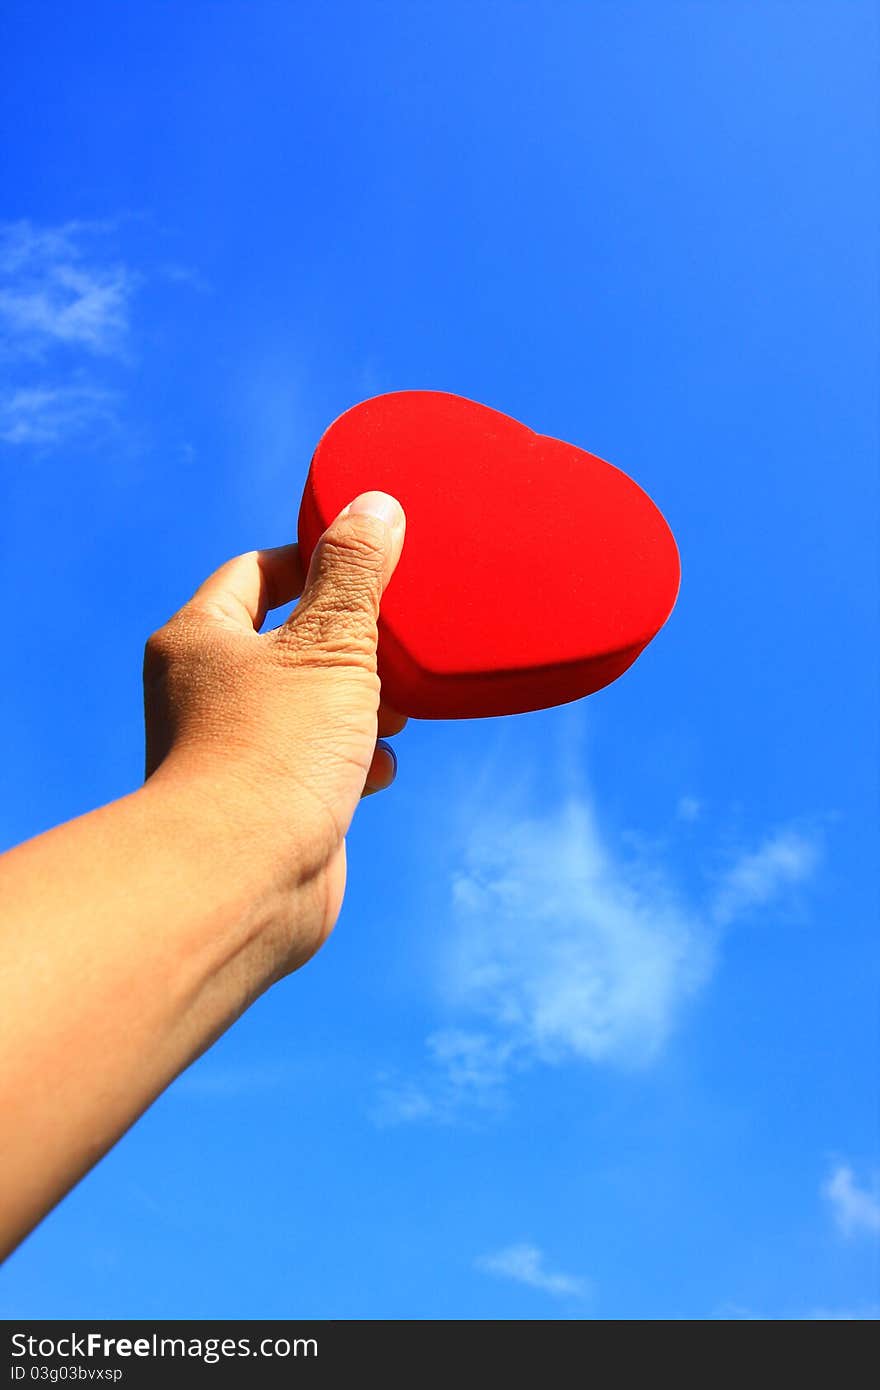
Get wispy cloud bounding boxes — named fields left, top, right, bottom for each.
left=823, top=1163, right=880, bottom=1238
left=0, top=219, right=133, bottom=358
left=173, top=1060, right=313, bottom=1099
left=476, top=1243, right=589, bottom=1299
left=715, top=1301, right=880, bottom=1321
left=378, top=783, right=821, bottom=1123
left=375, top=1031, right=514, bottom=1126
left=158, top=262, right=211, bottom=294
left=0, top=219, right=138, bottom=449
left=712, top=828, right=819, bottom=926
left=472, top=1245, right=589, bottom=1295
left=676, top=795, right=702, bottom=822
left=446, top=797, right=710, bottom=1068
left=0, top=383, right=117, bottom=445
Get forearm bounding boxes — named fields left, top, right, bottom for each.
left=0, top=773, right=304, bottom=1258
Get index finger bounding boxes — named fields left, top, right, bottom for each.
left=191, top=543, right=306, bottom=632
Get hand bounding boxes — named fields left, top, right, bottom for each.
left=142, top=490, right=407, bottom=976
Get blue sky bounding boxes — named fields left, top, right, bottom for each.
left=1, top=1, right=878, bottom=1319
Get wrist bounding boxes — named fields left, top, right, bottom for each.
left=137, top=758, right=334, bottom=983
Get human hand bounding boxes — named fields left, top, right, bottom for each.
left=142, top=490, right=407, bottom=977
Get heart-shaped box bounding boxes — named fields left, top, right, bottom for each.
left=298, top=391, right=680, bottom=719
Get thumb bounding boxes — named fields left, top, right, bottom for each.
left=280, top=491, right=406, bottom=661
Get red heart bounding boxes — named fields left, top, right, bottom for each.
left=298, top=391, right=680, bottom=719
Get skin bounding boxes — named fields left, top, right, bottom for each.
left=0, top=490, right=407, bottom=1260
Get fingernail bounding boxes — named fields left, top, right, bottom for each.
left=346, top=491, right=405, bottom=531
left=378, top=739, right=398, bottom=776
left=364, top=741, right=398, bottom=797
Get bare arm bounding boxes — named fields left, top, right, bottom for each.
left=0, top=491, right=406, bottom=1258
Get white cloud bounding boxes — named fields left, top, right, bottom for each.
left=712, top=828, right=819, bottom=926
left=715, top=1301, right=879, bottom=1320
left=0, top=219, right=142, bottom=450
left=677, top=795, right=702, bottom=822
left=447, top=798, right=711, bottom=1069
left=158, top=262, right=211, bottom=293
left=0, top=384, right=117, bottom=445
left=374, top=1032, right=513, bottom=1126
left=476, top=1243, right=589, bottom=1299
left=823, top=1163, right=880, bottom=1238
left=373, top=1078, right=445, bottom=1126
left=379, top=785, right=821, bottom=1122
left=0, top=219, right=133, bottom=357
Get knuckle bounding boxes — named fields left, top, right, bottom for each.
left=143, top=610, right=203, bottom=676
left=143, top=622, right=180, bottom=673
left=304, top=641, right=379, bottom=679
left=321, top=518, right=386, bottom=573
left=274, top=612, right=379, bottom=673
